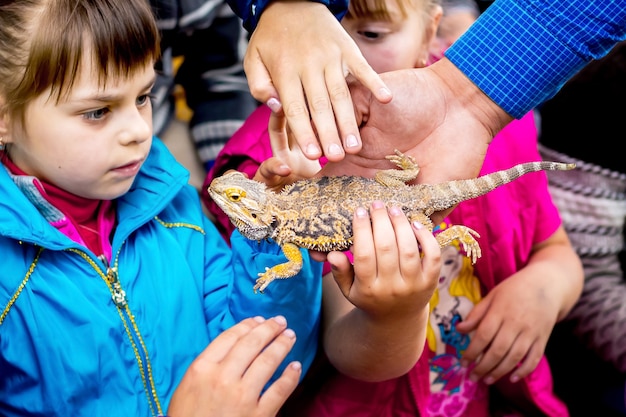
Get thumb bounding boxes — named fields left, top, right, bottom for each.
left=327, top=251, right=355, bottom=297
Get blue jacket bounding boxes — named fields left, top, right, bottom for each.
left=0, top=138, right=322, bottom=416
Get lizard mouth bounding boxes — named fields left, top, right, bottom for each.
left=232, top=217, right=271, bottom=241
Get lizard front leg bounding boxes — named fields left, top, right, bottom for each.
left=435, top=225, right=482, bottom=264
left=254, top=242, right=303, bottom=293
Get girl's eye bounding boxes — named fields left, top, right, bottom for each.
left=84, top=108, right=109, bottom=121
left=359, top=30, right=382, bottom=40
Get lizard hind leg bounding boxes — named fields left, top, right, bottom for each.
left=435, top=226, right=482, bottom=264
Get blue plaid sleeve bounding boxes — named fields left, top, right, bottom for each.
left=228, top=0, right=348, bottom=31
left=445, top=0, right=626, bottom=119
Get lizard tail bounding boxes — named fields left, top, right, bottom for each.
left=428, top=161, right=576, bottom=211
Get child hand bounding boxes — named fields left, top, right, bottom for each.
left=267, top=109, right=321, bottom=179
left=253, top=157, right=300, bottom=193
left=167, top=316, right=301, bottom=417
left=455, top=272, right=560, bottom=385
left=253, top=108, right=321, bottom=192
left=245, top=1, right=390, bottom=162
left=321, top=202, right=441, bottom=380
left=329, top=202, right=441, bottom=320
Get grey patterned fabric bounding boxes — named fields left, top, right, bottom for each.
left=540, top=143, right=626, bottom=371
left=150, top=0, right=259, bottom=172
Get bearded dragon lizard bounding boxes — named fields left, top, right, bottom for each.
left=208, top=150, right=575, bottom=292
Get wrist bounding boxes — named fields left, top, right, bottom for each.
left=433, top=57, right=513, bottom=140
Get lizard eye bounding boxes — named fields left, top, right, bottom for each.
left=226, top=188, right=246, bottom=202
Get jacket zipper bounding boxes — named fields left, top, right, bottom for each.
left=70, top=249, right=164, bottom=416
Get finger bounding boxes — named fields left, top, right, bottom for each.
left=469, top=326, right=517, bottom=381
left=258, top=361, right=302, bottom=415
left=509, top=340, right=543, bottom=382
left=302, top=71, right=344, bottom=162
left=411, top=221, right=441, bottom=282
left=480, top=333, right=531, bottom=384
left=460, top=311, right=500, bottom=366
left=198, top=317, right=265, bottom=363
left=323, top=63, right=361, bottom=155
left=330, top=55, right=392, bottom=156
left=310, top=250, right=328, bottom=263
left=275, top=75, right=322, bottom=160
left=327, top=250, right=355, bottom=296
left=220, top=316, right=290, bottom=378
left=389, top=208, right=422, bottom=280
left=268, top=111, right=290, bottom=156
left=244, top=43, right=279, bottom=104
left=242, top=326, right=298, bottom=394
left=254, top=157, right=292, bottom=182
left=369, top=202, right=400, bottom=279
left=351, top=205, right=376, bottom=285
left=455, top=296, right=489, bottom=333
left=345, top=52, right=392, bottom=105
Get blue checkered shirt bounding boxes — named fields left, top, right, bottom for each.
left=446, top=0, right=626, bottom=118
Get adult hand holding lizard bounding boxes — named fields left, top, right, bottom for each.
left=233, top=0, right=625, bottom=190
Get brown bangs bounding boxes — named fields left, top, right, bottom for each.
left=347, top=0, right=409, bottom=20
left=23, top=0, right=160, bottom=104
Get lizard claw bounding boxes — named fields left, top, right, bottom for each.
left=254, top=268, right=275, bottom=293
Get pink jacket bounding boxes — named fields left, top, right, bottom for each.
left=203, top=105, right=569, bottom=416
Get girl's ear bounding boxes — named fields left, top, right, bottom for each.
left=421, top=5, right=443, bottom=67
left=424, top=5, right=443, bottom=50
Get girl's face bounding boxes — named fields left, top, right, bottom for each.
left=341, top=0, right=439, bottom=72
left=8, top=56, right=155, bottom=200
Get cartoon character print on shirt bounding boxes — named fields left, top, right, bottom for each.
left=426, top=222, right=488, bottom=417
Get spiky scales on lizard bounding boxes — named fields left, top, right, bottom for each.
left=208, top=150, right=576, bottom=293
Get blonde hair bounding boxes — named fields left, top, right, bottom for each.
left=426, top=240, right=482, bottom=352
left=0, top=0, right=160, bottom=123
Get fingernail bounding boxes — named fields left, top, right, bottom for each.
left=253, top=316, right=265, bottom=323
left=412, top=221, right=423, bottom=230
left=345, top=134, right=358, bottom=148
left=272, top=315, right=287, bottom=325
left=379, top=87, right=392, bottom=99
left=328, top=143, right=343, bottom=155
left=290, top=361, right=302, bottom=371
left=266, top=97, right=282, bottom=113
left=389, top=206, right=403, bottom=216
left=484, top=376, right=494, bottom=385
left=305, top=143, right=319, bottom=155
left=372, top=201, right=384, bottom=209
left=282, top=328, right=296, bottom=338
left=355, top=207, right=368, bottom=218
left=510, top=374, right=520, bottom=383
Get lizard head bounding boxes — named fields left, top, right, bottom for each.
left=207, top=171, right=274, bottom=240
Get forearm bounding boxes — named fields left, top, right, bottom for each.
left=527, top=240, right=584, bottom=321
left=322, top=275, right=430, bottom=381
left=446, top=0, right=626, bottom=119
